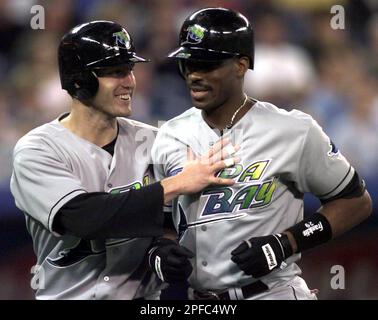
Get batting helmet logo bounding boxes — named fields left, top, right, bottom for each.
left=113, top=30, right=131, bottom=49
left=183, top=24, right=205, bottom=45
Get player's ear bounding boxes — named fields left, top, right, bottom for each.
left=235, top=56, right=249, bottom=77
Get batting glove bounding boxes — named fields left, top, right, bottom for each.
left=231, top=234, right=293, bottom=278
left=148, top=238, right=194, bottom=284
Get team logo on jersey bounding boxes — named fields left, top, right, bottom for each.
left=183, top=24, right=206, bottom=44
left=109, top=174, right=151, bottom=194
left=113, top=30, right=131, bottom=49
left=327, top=139, right=340, bottom=157
left=200, top=160, right=277, bottom=217
left=47, top=240, right=105, bottom=267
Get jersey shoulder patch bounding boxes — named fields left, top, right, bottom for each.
left=327, top=139, right=340, bottom=157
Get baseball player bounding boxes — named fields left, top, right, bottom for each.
left=10, top=20, right=236, bottom=300
left=151, top=8, right=372, bottom=300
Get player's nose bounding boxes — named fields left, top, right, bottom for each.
left=187, top=70, right=204, bottom=82
left=119, top=71, right=136, bottom=88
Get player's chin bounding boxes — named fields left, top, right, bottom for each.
left=114, top=101, right=132, bottom=116
left=121, top=107, right=132, bottom=117
left=191, top=95, right=213, bottom=110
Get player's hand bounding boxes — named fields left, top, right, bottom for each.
left=180, top=138, right=240, bottom=193
left=160, top=138, right=239, bottom=202
left=148, top=238, right=194, bottom=284
left=230, top=234, right=293, bottom=278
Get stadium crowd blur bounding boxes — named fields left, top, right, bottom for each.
left=0, top=0, right=377, bottom=299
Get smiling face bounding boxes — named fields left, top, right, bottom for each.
left=180, top=57, right=247, bottom=112
left=90, top=64, right=136, bottom=118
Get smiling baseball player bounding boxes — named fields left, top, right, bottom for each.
left=151, top=8, right=372, bottom=300
left=10, top=20, right=236, bottom=300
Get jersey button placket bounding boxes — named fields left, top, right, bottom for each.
left=199, top=225, right=208, bottom=268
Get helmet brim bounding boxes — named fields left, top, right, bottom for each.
left=86, top=52, right=150, bottom=68
left=168, top=46, right=237, bottom=61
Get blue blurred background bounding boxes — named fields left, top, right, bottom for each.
left=0, top=0, right=377, bottom=299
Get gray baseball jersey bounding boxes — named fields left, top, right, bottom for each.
left=10, top=115, right=162, bottom=300
left=152, top=101, right=354, bottom=292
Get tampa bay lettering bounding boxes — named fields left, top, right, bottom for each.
left=201, top=160, right=277, bottom=216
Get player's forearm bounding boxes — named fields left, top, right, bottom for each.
left=54, top=182, right=164, bottom=239
left=284, top=191, right=372, bottom=254
left=282, top=230, right=298, bottom=253
left=160, top=175, right=186, bottom=203
left=317, top=191, right=372, bottom=238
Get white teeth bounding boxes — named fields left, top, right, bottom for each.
left=119, top=94, right=130, bottom=101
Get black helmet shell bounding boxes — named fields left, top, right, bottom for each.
left=58, top=20, right=149, bottom=100
left=168, top=8, right=254, bottom=69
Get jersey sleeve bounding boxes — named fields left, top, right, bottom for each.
left=295, top=118, right=355, bottom=200
left=153, top=161, right=173, bottom=215
left=152, top=129, right=172, bottom=215
left=152, top=127, right=186, bottom=215
left=10, top=144, right=87, bottom=233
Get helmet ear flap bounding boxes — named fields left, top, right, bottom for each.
left=72, top=71, right=99, bottom=101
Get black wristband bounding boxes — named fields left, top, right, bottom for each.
left=277, top=233, right=293, bottom=258
left=286, top=212, right=332, bottom=253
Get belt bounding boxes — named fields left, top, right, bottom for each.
left=193, top=280, right=269, bottom=300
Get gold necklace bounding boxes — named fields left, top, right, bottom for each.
left=224, top=94, right=248, bottom=130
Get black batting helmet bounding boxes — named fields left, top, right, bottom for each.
left=58, top=20, right=149, bottom=101
left=168, top=8, right=254, bottom=69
